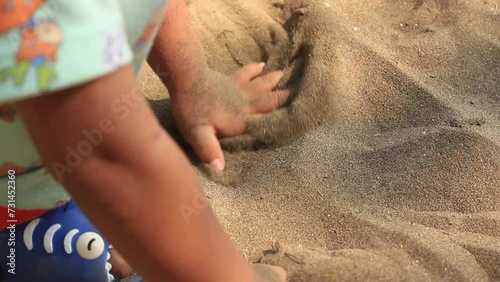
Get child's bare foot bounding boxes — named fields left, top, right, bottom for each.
left=252, top=264, right=287, bottom=282
left=109, top=249, right=134, bottom=279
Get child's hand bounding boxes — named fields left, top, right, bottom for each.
left=171, top=63, right=289, bottom=172
left=252, top=264, right=287, bottom=282
left=15, top=65, right=271, bottom=282
left=148, top=0, right=288, bottom=172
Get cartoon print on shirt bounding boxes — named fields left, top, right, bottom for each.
left=0, top=0, right=46, bottom=33
left=0, top=104, right=16, bottom=122
left=0, top=0, right=62, bottom=91
left=103, top=30, right=127, bottom=68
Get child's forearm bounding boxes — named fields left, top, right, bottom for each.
left=148, top=0, right=208, bottom=101
left=14, top=66, right=257, bottom=282
left=65, top=132, right=257, bottom=282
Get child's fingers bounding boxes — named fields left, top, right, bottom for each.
left=243, top=90, right=290, bottom=114
left=188, top=125, right=225, bottom=172
left=232, top=62, right=266, bottom=84
left=242, top=71, right=285, bottom=97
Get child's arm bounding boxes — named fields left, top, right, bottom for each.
left=149, top=0, right=289, bottom=172
left=13, top=65, right=259, bottom=282
left=148, top=0, right=208, bottom=97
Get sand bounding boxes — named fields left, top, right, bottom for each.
left=136, top=0, right=500, bottom=281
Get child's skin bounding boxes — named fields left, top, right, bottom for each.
left=148, top=0, right=289, bottom=172
left=13, top=0, right=288, bottom=281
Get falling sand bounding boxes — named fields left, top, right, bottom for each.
left=137, top=0, right=500, bottom=281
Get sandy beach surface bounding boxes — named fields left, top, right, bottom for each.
left=134, top=0, right=500, bottom=281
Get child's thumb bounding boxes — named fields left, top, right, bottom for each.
left=189, top=125, right=225, bottom=172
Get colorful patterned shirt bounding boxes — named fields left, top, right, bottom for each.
left=0, top=0, right=169, bottom=229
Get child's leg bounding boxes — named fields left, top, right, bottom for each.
left=0, top=201, right=116, bottom=282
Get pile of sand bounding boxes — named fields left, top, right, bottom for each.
left=139, top=0, right=500, bottom=281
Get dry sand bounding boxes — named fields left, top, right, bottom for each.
left=137, top=0, right=500, bottom=281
